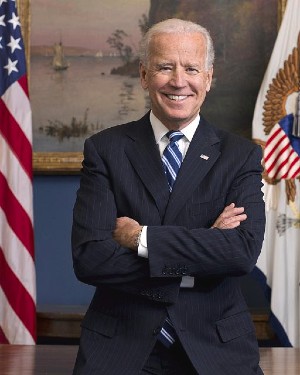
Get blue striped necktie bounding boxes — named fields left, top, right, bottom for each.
left=162, top=131, right=184, bottom=192
left=158, top=131, right=184, bottom=348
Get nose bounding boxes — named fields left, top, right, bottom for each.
left=169, top=68, right=186, bottom=87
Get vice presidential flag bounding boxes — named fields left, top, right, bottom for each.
left=252, top=0, right=300, bottom=347
left=0, top=0, right=36, bottom=344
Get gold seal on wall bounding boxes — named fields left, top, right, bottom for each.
left=263, top=32, right=300, bottom=136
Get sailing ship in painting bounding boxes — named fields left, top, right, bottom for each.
left=95, top=50, right=103, bottom=58
left=52, top=42, right=69, bottom=70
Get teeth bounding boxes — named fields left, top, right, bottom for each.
left=167, top=95, right=187, bottom=101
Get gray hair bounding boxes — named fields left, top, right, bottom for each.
left=139, top=18, right=215, bottom=70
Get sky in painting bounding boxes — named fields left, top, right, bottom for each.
left=31, top=0, right=150, bottom=52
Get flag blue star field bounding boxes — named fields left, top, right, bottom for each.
left=252, top=0, right=300, bottom=347
left=0, top=0, right=36, bottom=344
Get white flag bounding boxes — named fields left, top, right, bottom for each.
left=252, top=0, right=300, bottom=347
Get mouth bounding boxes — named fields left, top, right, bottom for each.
left=165, top=94, right=188, bottom=101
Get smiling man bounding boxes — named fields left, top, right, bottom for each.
left=72, top=19, right=265, bottom=375
left=140, top=31, right=213, bottom=130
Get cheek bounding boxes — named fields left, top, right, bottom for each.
left=146, top=80, right=163, bottom=96
left=196, top=78, right=211, bottom=96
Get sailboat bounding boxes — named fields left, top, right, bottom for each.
left=52, top=42, right=69, bottom=71
left=95, top=50, right=103, bottom=58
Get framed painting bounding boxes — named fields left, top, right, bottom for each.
left=18, top=0, right=287, bottom=174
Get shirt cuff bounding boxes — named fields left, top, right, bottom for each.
left=137, top=226, right=148, bottom=258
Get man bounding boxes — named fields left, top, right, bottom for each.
left=72, top=19, right=265, bottom=374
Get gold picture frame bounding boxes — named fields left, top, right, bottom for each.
left=17, top=0, right=287, bottom=174
left=17, top=0, right=83, bottom=174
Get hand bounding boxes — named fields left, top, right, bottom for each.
left=113, top=217, right=142, bottom=250
left=211, top=203, right=247, bottom=229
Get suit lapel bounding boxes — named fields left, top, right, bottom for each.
left=163, top=117, right=221, bottom=224
left=124, top=114, right=170, bottom=219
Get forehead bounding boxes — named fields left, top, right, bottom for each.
left=149, top=32, right=207, bottom=64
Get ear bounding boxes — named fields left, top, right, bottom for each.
left=139, top=62, right=148, bottom=89
left=205, top=67, right=214, bottom=92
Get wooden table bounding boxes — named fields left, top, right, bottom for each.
left=0, top=345, right=77, bottom=374
left=259, top=347, right=300, bottom=375
left=0, top=345, right=299, bottom=374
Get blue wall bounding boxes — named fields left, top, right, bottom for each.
left=33, top=175, right=268, bottom=311
left=33, top=175, right=94, bottom=306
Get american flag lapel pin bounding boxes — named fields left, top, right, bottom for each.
left=200, top=154, right=209, bottom=160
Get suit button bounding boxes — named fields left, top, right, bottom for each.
left=153, top=327, right=161, bottom=335
left=181, top=266, right=188, bottom=276
left=153, top=292, right=162, bottom=300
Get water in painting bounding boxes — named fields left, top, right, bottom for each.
left=31, top=55, right=149, bottom=152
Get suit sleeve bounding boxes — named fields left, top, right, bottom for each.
left=147, top=144, right=266, bottom=279
left=72, top=136, right=180, bottom=301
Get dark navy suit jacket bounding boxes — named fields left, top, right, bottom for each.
left=72, top=113, right=265, bottom=375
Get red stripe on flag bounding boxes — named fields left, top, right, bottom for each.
left=264, top=128, right=284, bottom=162
left=281, top=156, right=300, bottom=178
left=265, top=142, right=290, bottom=174
left=271, top=147, right=294, bottom=178
left=0, top=248, right=36, bottom=342
left=0, top=99, right=32, bottom=179
left=0, top=173, right=34, bottom=259
left=290, top=165, right=300, bottom=179
left=18, top=75, right=30, bottom=97
left=0, top=326, right=9, bottom=344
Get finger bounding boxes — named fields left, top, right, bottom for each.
left=222, top=214, right=247, bottom=227
left=221, top=207, right=245, bottom=219
left=225, top=213, right=247, bottom=223
left=223, top=203, right=235, bottom=212
left=227, top=213, right=247, bottom=222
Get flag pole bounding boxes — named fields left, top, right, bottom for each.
left=278, top=0, right=287, bottom=28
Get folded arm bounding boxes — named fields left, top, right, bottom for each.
left=72, top=136, right=265, bottom=296
left=113, top=202, right=247, bottom=250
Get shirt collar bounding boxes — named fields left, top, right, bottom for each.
left=150, top=111, right=200, bottom=144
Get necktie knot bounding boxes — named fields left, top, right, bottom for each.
left=166, top=130, right=184, bottom=144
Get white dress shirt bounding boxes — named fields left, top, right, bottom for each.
left=138, top=111, right=200, bottom=287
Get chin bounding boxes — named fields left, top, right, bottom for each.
left=166, top=112, right=191, bottom=124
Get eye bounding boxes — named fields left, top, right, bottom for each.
left=157, top=64, right=172, bottom=72
left=186, top=67, right=200, bottom=75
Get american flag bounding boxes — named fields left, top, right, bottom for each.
left=0, top=0, right=36, bottom=344
left=264, top=114, right=300, bottom=179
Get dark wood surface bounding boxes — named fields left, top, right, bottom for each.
left=37, top=305, right=275, bottom=341
left=0, top=345, right=299, bottom=374
left=259, top=348, right=300, bottom=375
left=0, top=345, right=77, bottom=374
